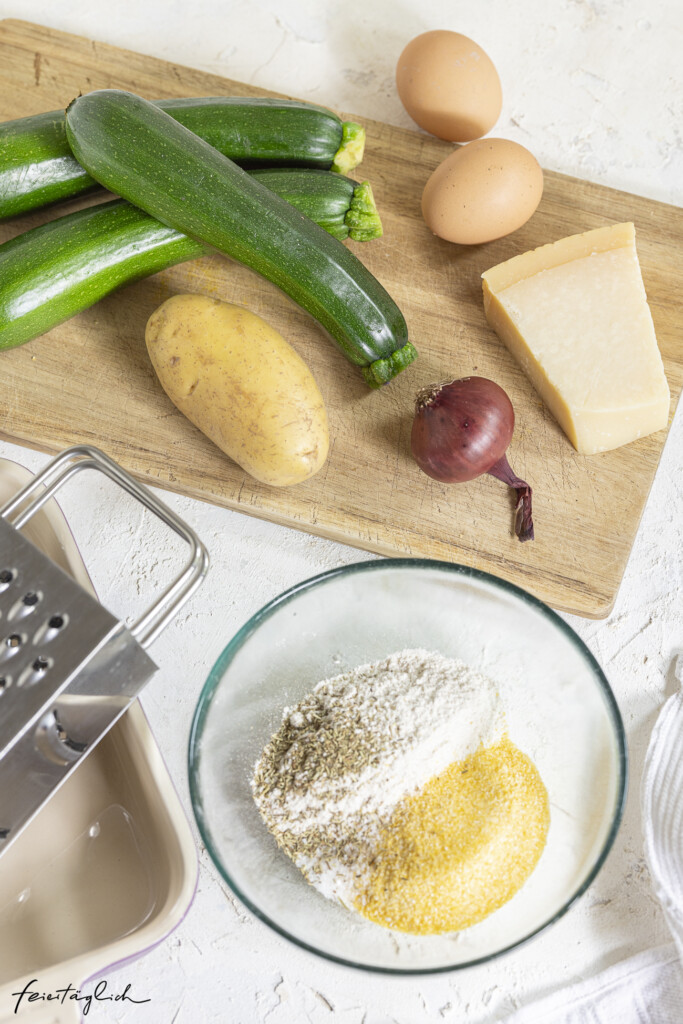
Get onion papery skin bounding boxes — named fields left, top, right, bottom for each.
left=411, top=377, right=515, bottom=483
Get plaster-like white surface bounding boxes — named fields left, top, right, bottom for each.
left=0, top=0, right=681, bottom=1020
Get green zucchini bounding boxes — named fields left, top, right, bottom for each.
left=0, top=97, right=365, bottom=220
left=251, top=170, right=382, bottom=242
left=65, top=90, right=416, bottom=387
left=0, top=170, right=382, bottom=352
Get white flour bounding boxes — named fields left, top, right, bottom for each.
left=251, top=649, right=504, bottom=904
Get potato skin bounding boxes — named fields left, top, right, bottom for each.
left=145, top=294, right=329, bottom=486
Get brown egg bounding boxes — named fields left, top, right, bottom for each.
left=396, top=30, right=502, bottom=142
left=421, top=139, right=544, bottom=245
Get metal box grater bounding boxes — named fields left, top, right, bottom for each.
left=0, top=445, right=208, bottom=854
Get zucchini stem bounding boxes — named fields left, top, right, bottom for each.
left=363, top=341, right=418, bottom=388
left=346, top=181, right=383, bottom=241
left=332, top=121, right=366, bottom=173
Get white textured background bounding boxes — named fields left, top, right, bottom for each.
left=0, top=0, right=682, bottom=1021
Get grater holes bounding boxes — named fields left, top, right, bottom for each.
left=0, top=569, right=14, bottom=591
left=0, top=829, right=9, bottom=840
left=1, top=632, right=27, bottom=661
left=57, top=729, right=86, bottom=754
left=33, top=613, right=69, bottom=646
left=0, top=675, right=10, bottom=692
left=35, top=709, right=86, bottom=766
left=8, top=590, right=43, bottom=622
left=17, top=656, right=53, bottom=687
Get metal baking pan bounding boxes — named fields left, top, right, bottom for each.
left=0, top=457, right=197, bottom=1024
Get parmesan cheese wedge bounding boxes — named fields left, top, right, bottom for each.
left=481, top=222, right=670, bottom=454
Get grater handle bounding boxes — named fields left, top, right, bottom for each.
left=0, top=445, right=208, bottom=647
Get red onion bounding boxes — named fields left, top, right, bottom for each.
left=411, top=377, right=534, bottom=542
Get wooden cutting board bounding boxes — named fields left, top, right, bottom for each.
left=1, top=20, right=681, bottom=618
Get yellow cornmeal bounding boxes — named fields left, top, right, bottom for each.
left=356, top=735, right=549, bottom=934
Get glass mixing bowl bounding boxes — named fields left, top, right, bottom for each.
left=189, top=559, right=626, bottom=973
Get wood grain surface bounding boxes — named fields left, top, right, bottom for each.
left=1, top=19, right=681, bottom=617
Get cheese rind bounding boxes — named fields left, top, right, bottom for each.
left=482, top=223, right=670, bottom=455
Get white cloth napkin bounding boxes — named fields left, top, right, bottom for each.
left=503, top=663, right=683, bottom=1024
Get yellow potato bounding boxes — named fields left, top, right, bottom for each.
left=145, top=294, right=329, bottom=487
